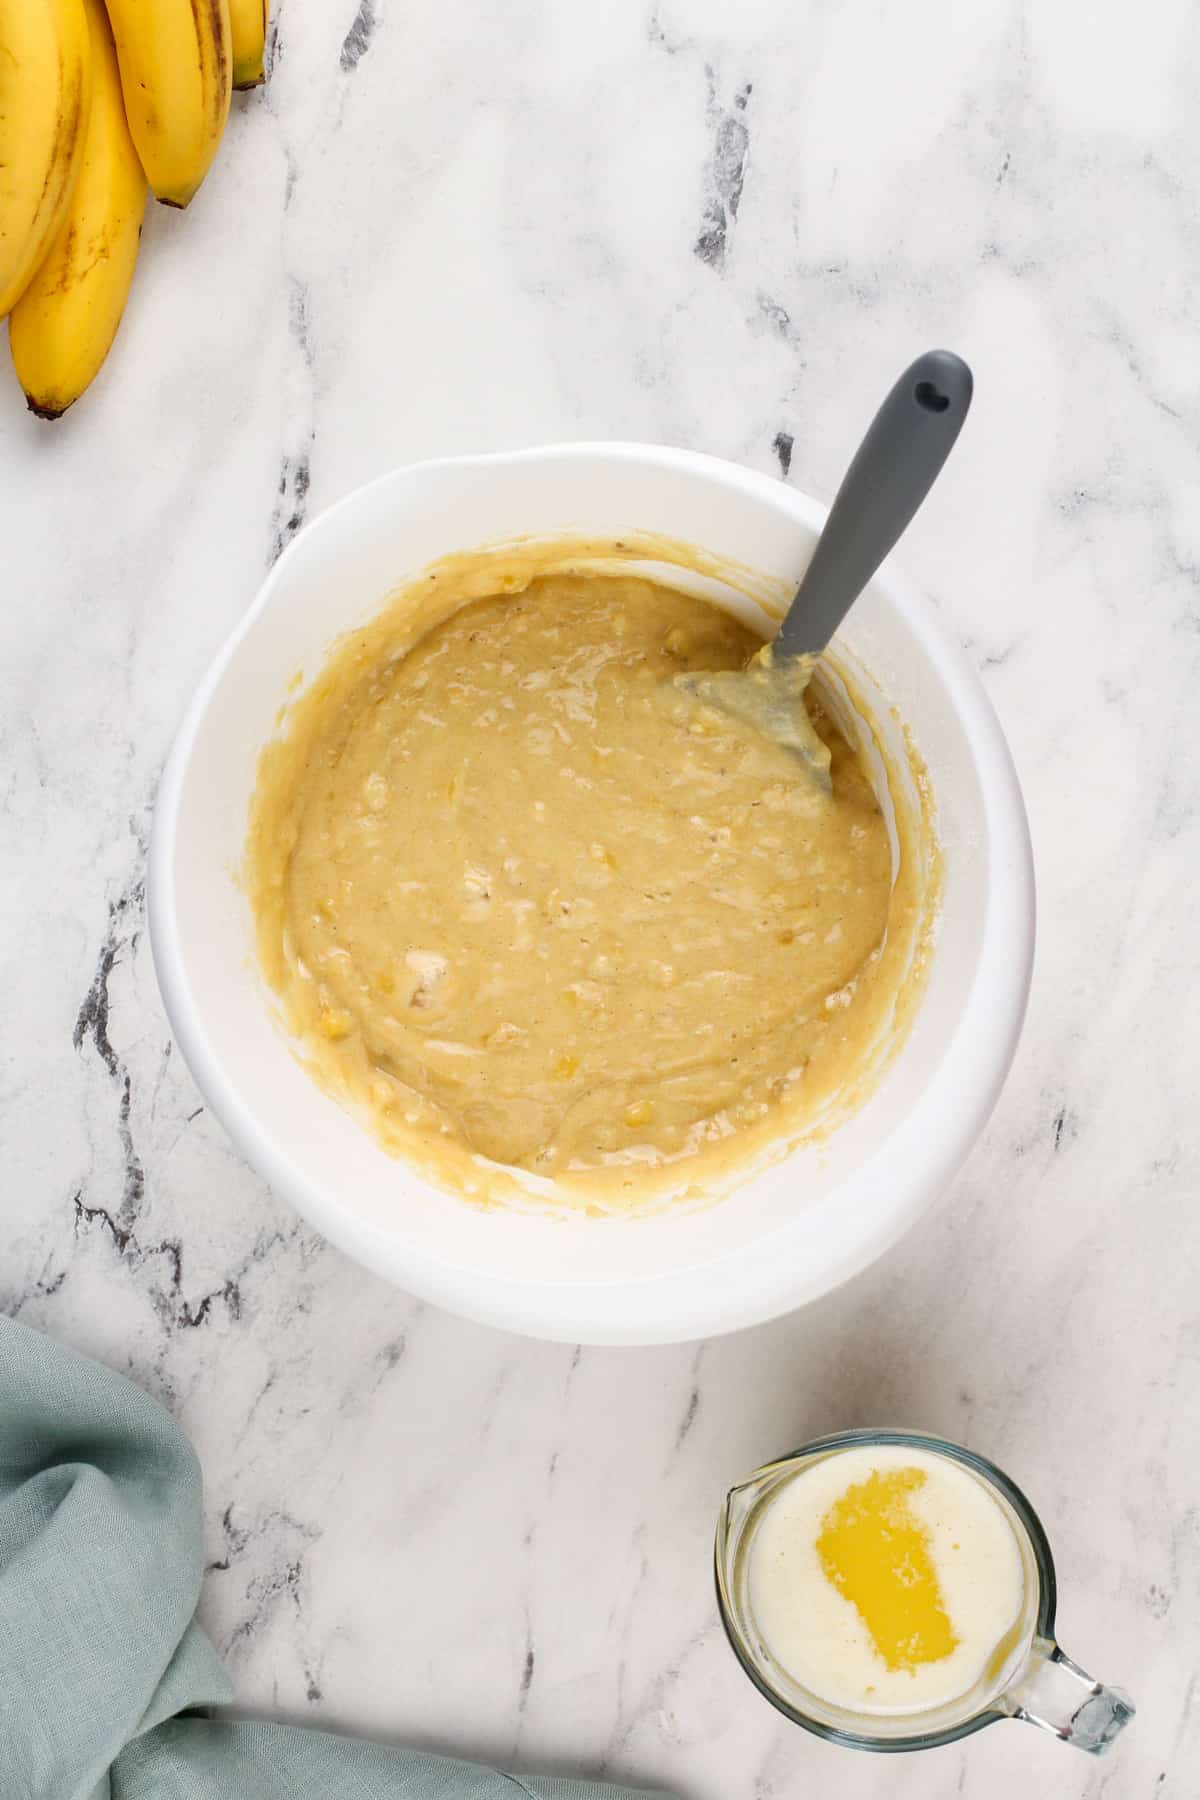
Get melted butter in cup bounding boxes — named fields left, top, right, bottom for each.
left=244, top=534, right=941, bottom=1212
left=747, top=1445, right=1028, bottom=1718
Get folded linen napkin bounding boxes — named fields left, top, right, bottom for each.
left=0, top=1316, right=670, bottom=1800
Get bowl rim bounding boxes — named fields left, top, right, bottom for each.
left=148, top=441, right=1035, bottom=1344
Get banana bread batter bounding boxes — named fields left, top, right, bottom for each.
left=247, top=541, right=934, bottom=1209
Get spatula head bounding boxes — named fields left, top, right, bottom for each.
left=675, top=646, right=833, bottom=789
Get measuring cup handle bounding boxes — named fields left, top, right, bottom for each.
left=1005, top=1640, right=1135, bottom=1754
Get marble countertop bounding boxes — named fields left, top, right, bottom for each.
left=2, top=1, right=1196, bottom=1793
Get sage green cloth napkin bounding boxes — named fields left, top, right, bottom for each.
left=0, top=1317, right=669, bottom=1800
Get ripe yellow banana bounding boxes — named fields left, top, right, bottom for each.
left=0, top=0, right=92, bottom=319
left=230, top=0, right=268, bottom=89
left=104, top=0, right=232, bottom=207
left=10, top=0, right=146, bottom=418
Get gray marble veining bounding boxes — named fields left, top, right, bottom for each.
left=2, top=1, right=1197, bottom=1793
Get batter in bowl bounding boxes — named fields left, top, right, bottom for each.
left=246, top=539, right=936, bottom=1209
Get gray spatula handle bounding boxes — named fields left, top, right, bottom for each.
left=774, top=349, right=973, bottom=661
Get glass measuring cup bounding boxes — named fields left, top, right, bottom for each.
left=716, top=1428, right=1134, bottom=1755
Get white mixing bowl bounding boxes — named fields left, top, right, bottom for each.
left=148, top=444, right=1034, bottom=1345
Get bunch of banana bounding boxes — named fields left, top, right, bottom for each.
left=0, top=0, right=269, bottom=418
